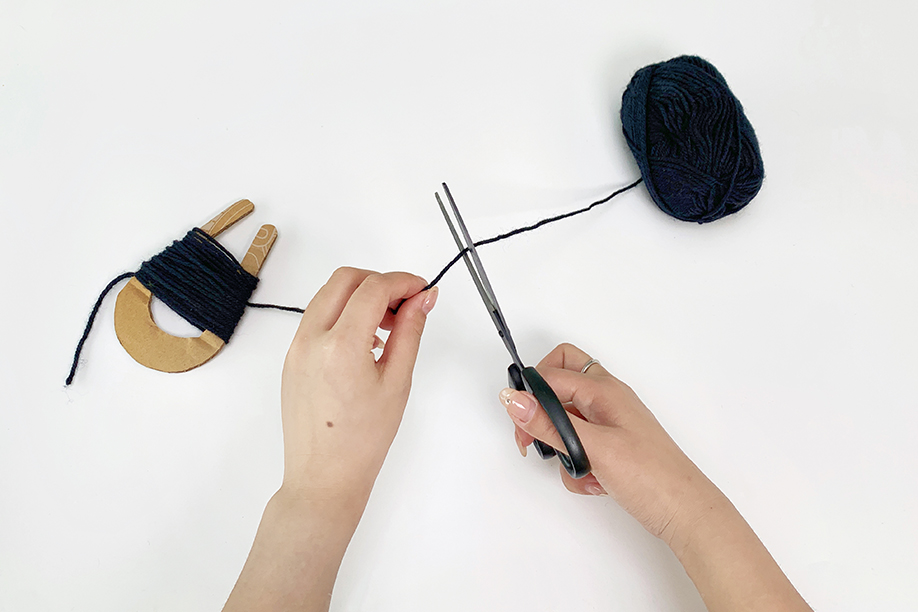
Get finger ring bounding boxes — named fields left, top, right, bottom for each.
left=580, top=358, right=600, bottom=374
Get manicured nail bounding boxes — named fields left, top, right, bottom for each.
left=586, top=483, right=605, bottom=497
left=514, top=429, right=528, bottom=458
left=372, top=335, right=385, bottom=350
left=503, top=389, right=536, bottom=423
left=422, top=287, right=438, bottom=315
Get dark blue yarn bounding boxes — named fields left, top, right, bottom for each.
left=134, top=228, right=259, bottom=343
left=67, top=57, right=765, bottom=385
left=621, top=55, right=764, bottom=223
left=65, top=272, right=135, bottom=386
left=420, top=179, right=643, bottom=292
left=65, top=229, right=273, bottom=386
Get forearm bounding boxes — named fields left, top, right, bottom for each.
left=669, top=489, right=812, bottom=612
left=222, top=487, right=364, bottom=612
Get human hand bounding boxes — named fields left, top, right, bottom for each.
left=500, top=343, right=723, bottom=545
left=279, top=267, right=437, bottom=515
left=500, top=343, right=813, bottom=612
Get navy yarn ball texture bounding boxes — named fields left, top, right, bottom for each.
left=621, top=55, right=764, bottom=223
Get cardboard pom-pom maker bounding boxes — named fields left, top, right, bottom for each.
left=66, top=199, right=279, bottom=385
left=114, top=200, right=277, bottom=373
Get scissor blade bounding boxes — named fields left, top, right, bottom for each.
left=438, top=183, right=524, bottom=368
left=435, top=192, right=462, bottom=248
left=441, top=183, right=502, bottom=310
left=435, top=191, right=502, bottom=334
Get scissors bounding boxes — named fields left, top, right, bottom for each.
left=435, top=183, right=591, bottom=479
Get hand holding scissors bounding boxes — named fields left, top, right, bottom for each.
left=435, top=184, right=591, bottom=479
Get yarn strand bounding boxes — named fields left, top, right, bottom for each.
left=420, top=178, right=643, bottom=292
left=247, top=302, right=305, bottom=313
left=66, top=272, right=135, bottom=386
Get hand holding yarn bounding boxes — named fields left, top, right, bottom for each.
left=278, top=268, right=438, bottom=510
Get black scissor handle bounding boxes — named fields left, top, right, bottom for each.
left=507, top=365, right=557, bottom=460
left=507, top=364, right=591, bottom=479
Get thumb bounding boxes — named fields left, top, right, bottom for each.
left=380, top=287, right=438, bottom=381
left=500, top=387, right=593, bottom=455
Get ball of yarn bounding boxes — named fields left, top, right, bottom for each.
left=620, top=55, right=764, bottom=223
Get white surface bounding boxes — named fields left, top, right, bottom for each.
left=2, top=1, right=917, bottom=610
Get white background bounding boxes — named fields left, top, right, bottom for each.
left=2, top=1, right=917, bottom=610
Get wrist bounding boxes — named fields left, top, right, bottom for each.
left=280, top=452, right=383, bottom=523
left=661, top=485, right=813, bottom=611
left=222, top=484, right=364, bottom=611
left=661, top=479, right=735, bottom=557
left=273, top=481, right=369, bottom=534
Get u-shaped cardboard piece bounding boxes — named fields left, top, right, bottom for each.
left=113, top=200, right=278, bottom=373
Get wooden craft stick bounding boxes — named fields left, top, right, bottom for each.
left=241, top=224, right=278, bottom=276
left=200, top=199, right=254, bottom=237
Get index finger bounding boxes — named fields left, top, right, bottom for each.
left=536, top=366, right=620, bottom=427
left=537, top=343, right=613, bottom=378
left=294, top=267, right=376, bottom=340
left=334, top=271, right=429, bottom=341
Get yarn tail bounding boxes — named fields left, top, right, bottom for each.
left=65, top=272, right=135, bottom=386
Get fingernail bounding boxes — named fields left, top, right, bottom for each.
left=372, top=335, right=385, bottom=350
left=514, top=429, right=528, bottom=458
left=422, top=287, right=438, bottom=315
left=499, top=388, right=514, bottom=405
left=504, top=390, right=536, bottom=423
left=586, top=483, right=605, bottom=497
